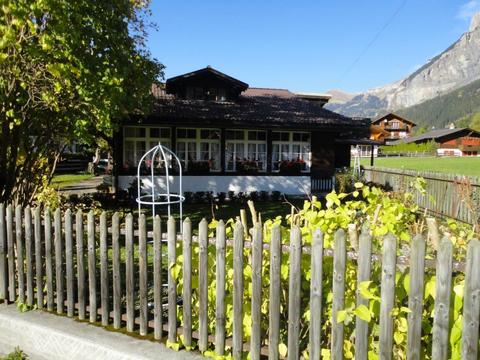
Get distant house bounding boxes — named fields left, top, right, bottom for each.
left=372, top=113, right=416, bottom=144
left=394, top=127, right=480, bottom=157
left=113, top=66, right=369, bottom=195
left=350, top=124, right=389, bottom=158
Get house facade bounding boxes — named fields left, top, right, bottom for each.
left=113, top=67, right=369, bottom=195
left=372, top=113, right=416, bottom=145
left=396, top=127, right=480, bottom=157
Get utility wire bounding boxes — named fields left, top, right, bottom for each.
left=337, top=0, right=408, bottom=85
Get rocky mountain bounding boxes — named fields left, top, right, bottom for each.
left=326, top=13, right=480, bottom=118
left=397, top=77, right=480, bottom=129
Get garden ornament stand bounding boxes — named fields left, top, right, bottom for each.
left=136, top=143, right=184, bottom=222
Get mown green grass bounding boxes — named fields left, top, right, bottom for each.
left=51, top=172, right=94, bottom=188
left=361, top=156, right=480, bottom=177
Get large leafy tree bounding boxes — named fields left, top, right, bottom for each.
left=0, top=0, right=163, bottom=205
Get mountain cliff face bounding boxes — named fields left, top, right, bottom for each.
left=327, top=13, right=480, bottom=117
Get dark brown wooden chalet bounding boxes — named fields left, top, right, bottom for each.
left=113, top=66, right=369, bottom=194
left=394, top=127, right=480, bottom=157
left=372, top=113, right=416, bottom=144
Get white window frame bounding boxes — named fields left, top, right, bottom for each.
left=123, top=126, right=171, bottom=167
left=272, top=131, right=311, bottom=172
left=225, top=130, right=267, bottom=172
left=176, top=128, right=221, bottom=172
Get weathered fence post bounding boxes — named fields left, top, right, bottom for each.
left=33, top=207, right=43, bottom=309
left=250, top=222, right=263, bottom=360
left=112, top=212, right=121, bottom=330
left=125, top=213, right=134, bottom=332
left=139, top=213, right=147, bottom=336
left=379, top=233, right=397, bottom=360
left=6, top=205, right=15, bottom=303
left=15, top=205, right=25, bottom=305
left=0, top=204, right=6, bottom=304
left=100, top=212, right=109, bottom=326
left=153, top=215, right=162, bottom=340
left=24, top=207, right=33, bottom=307
left=331, top=229, right=346, bottom=360
left=44, top=209, right=53, bottom=311
left=431, top=236, right=453, bottom=360
left=87, top=211, right=96, bottom=322
left=288, top=225, right=302, bottom=360
left=407, top=234, right=426, bottom=360
left=268, top=224, right=282, bottom=360
left=309, top=228, right=324, bottom=360
left=198, top=218, right=208, bottom=352
left=54, top=208, right=63, bottom=314
left=355, top=224, right=372, bottom=360
left=215, top=220, right=226, bottom=356
left=233, top=221, right=244, bottom=360
left=181, top=218, right=192, bottom=345
left=76, top=210, right=85, bottom=320
left=65, top=209, right=74, bottom=317
left=461, top=239, right=480, bottom=360
left=167, top=216, right=177, bottom=344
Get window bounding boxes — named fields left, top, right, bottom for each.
left=225, top=130, right=267, bottom=172
left=123, top=127, right=171, bottom=168
left=390, top=121, right=400, bottom=129
left=185, top=87, right=227, bottom=101
left=272, top=131, right=310, bottom=172
left=176, top=128, right=221, bottom=172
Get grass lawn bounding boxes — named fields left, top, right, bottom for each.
left=104, top=198, right=306, bottom=226
left=361, top=156, right=480, bottom=177
left=51, top=172, right=94, bottom=188
left=179, top=199, right=305, bottom=224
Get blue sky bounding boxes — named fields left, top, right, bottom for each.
left=147, top=0, right=480, bottom=93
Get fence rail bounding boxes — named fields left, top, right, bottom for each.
left=363, top=166, right=480, bottom=224
left=0, top=204, right=479, bottom=359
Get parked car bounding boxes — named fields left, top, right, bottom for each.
left=94, top=159, right=112, bottom=175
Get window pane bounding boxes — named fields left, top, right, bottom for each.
left=226, top=130, right=235, bottom=140
left=124, top=141, right=135, bottom=166
left=150, top=128, right=160, bottom=138
left=161, top=128, right=171, bottom=138
left=226, top=143, right=234, bottom=170
left=247, top=144, right=256, bottom=160
left=236, top=143, right=244, bottom=160
left=210, top=143, right=220, bottom=170
left=124, top=127, right=136, bottom=138
left=177, top=128, right=196, bottom=139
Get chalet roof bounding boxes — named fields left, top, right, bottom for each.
left=166, top=66, right=248, bottom=94
left=372, top=112, right=417, bottom=126
left=242, top=88, right=295, bottom=98
left=131, top=95, right=370, bottom=133
left=393, top=127, right=480, bottom=144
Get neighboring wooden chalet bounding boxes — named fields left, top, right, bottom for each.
left=113, top=66, right=369, bottom=195
left=395, top=127, right=480, bottom=157
left=372, top=113, right=416, bottom=144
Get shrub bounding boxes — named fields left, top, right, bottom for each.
left=183, top=191, right=194, bottom=204
left=217, top=192, right=226, bottom=204
left=259, top=191, right=269, bottom=202
left=270, top=191, right=282, bottom=202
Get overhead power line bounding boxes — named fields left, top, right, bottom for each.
left=337, top=0, right=408, bottom=85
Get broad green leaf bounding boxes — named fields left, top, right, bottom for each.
left=354, top=305, right=371, bottom=322
left=337, top=310, right=348, bottom=323
left=279, top=343, right=288, bottom=358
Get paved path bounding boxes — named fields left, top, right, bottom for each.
left=59, top=176, right=105, bottom=195
left=0, top=305, right=204, bottom=360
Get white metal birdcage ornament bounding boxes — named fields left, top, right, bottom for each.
left=136, top=143, right=184, bottom=221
